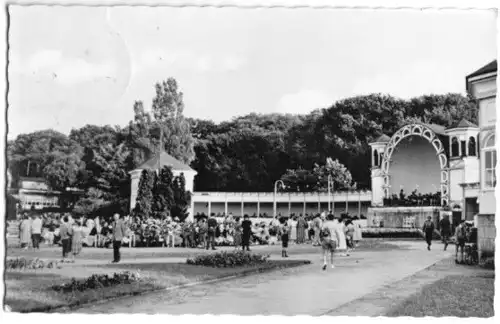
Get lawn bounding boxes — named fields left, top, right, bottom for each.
left=386, top=274, right=495, bottom=317
left=4, top=259, right=310, bottom=313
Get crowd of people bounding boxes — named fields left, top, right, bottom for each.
left=15, top=211, right=364, bottom=261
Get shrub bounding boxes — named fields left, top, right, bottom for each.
left=6, top=257, right=61, bottom=270
left=52, top=271, right=141, bottom=293
left=186, top=250, right=270, bottom=268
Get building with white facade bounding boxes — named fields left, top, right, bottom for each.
left=466, top=60, right=496, bottom=257
left=368, top=60, right=496, bottom=258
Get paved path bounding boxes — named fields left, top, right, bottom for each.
left=73, top=241, right=453, bottom=315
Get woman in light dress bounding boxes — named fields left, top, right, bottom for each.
left=289, top=217, right=298, bottom=243
left=334, top=216, right=349, bottom=256
left=19, top=214, right=31, bottom=250
left=70, top=220, right=85, bottom=262
left=353, top=219, right=363, bottom=247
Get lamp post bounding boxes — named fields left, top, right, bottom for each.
left=327, top=175, right=333, bottom=212
left=273, top=180, right=285, bottom=218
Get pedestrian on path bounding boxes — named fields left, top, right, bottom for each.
left=19, top=214, right=31, bottom=250
left=59, top=215, right=73, bottom=261
left=439, top=215, right=451, bottom=251
left=313, top=214, right=322, bottom=246
left=241, top=215, right=252, bottom=251
left=455, top=219, right=467, bottom=264
left=422, top=216, right=435, bottom=251
left=70, top=220, right=84, bottom=263
left=207, top=215, right=217, bottom=250
left=296, top=215, right=307, bottom=244
left=31, top=214, right=42, bottom=250
left=279, top=218, right=291, bottom=258
left=112, top=213, right=127, bottom=263
left=320, top=213, right=341, bottom=270
left=334, top=215, right=349, bottom=256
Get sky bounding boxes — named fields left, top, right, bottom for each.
left=7, top=6, right=497, bottom=139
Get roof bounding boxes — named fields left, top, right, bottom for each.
left=135, top=151, right=195, bottom=172
left=19, top=177, right=46, bottom=182
left=421, top=123, right=447, bottom=136
left=445, top=119, right=478, bottom=130
left=372, top=134, right=391, bottom=143
left=467, top=60, right=497, bottom=79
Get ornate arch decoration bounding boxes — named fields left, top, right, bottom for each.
left=381, top=123, right=449, bottom=206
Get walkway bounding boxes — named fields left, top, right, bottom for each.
left=73, top=241, right=453, bottom=315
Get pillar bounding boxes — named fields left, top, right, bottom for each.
left=208, top=201, right=212, bottom=217
left=257, top=193, right=260, bottom=218
left=224, top=201, right=228, bottom=216
left=303, top=194, right=306, bottom=216
left=288, top=193, right=291, bottom=216
left=345, top=190, right=349, bottom=213
left=317, top=193, right=321, bottom=213
left=241, top=194, right=244, bottom=217
left=190, top=197, right=195, bottom=221
left=358, top=191, right=361, bottom=217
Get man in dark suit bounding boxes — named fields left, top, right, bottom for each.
left=206, top=215, right=218, bottom=250
left=439, top=215, right=452, bottom=251
left=241, top=215, right=252, bottom=251
left=112, top=213, right=128, bottom=263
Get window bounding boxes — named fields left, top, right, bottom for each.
left=468, top=136, right=477, bottom=156
left=482, top=134, right=496, bottom=189
left=451, top=137, right=459, bottom=157
left=373, top=149, right=379, bottom=167
left=461, top=141, right=466, bottom=157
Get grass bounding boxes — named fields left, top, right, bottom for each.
left=386, top=274, right=495, bottom=317
left=4, top=260, right=310, bottom=313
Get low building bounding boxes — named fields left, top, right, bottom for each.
left=15, top=177, right=60, bottom=210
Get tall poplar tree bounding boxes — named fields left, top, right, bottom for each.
left=133, top=169, right=155, bottom=219
left=152, top=166, right=175, bottom=218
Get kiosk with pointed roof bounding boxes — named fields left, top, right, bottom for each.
left=128, top=151, right=198, bottom=220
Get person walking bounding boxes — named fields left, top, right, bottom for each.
left=70, top=220, right=84, bottom=263
left=313, top=214, right=322, bottom=246
left=241, top=215, right=252, bottom=251
left=112, top=213, right=127, bottom=263
left=455, top=219, right=467, bottom=264
left=19, top=214, right=31, bottom=250
left=439, top=215, right=452, bottom=251
left=31, top=214, right=43, bottom=250
left=345, top=219, right=355, bottom=252
left=296, top=215, right=306, bottom=244
left=334, top=215, right=349, bottom=256
left=59, top=215, right=73, bottom=261
left=207, top=215, right=217, bottom=250
left=422, top=216, right=435, bottom=251
left=233, top=218, right=242, bottom=250
left=320, top=213, right=341, bottom=270
left=279, top=218, right=291, bottom=258
left=352, top=218, right=363, bottom=247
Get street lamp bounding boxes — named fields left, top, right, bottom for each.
left=273, top=180, right=286, bottom=218
left=327, top=175, right=333, bottom=212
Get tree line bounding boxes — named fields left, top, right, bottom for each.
left=7, top=76, right=477, bottom=217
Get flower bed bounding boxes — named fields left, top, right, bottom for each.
left=186, top=250, right=270, bottom=268
left=6, top=257, right=61, bottom=270
left=52, top=271, right=141, bottom=293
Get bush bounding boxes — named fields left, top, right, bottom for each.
left=52, top=271, right=141, bottom=293
left=6, top=257, right=61, bottom=270
left=186, top=250, right=270, bottom=268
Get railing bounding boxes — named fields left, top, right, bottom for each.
left=193, top=190, right=372, bottom=197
